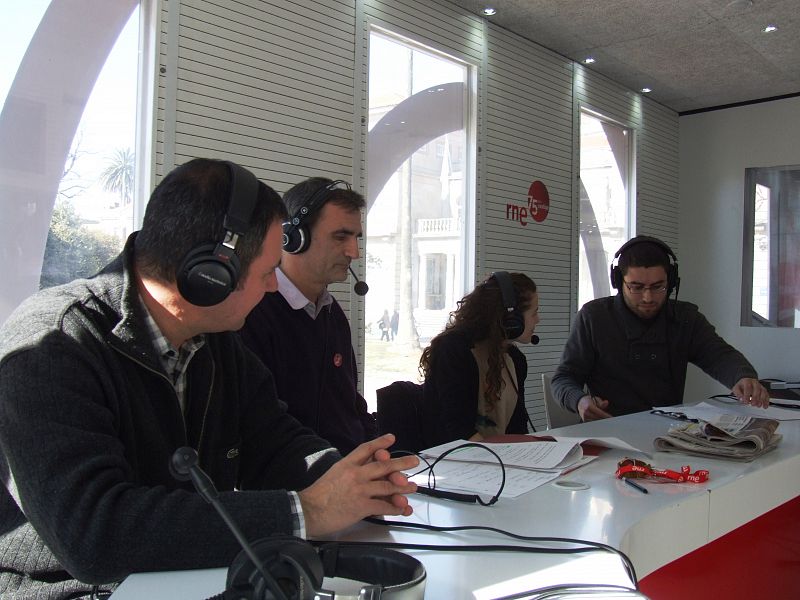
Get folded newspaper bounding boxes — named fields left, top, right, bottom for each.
left=653, top=414, right=781, bottom=462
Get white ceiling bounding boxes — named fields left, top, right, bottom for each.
left=447, top=0, right=800, bottom=113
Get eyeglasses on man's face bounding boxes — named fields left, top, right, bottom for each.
left=623, top=281, right=668, bottom=295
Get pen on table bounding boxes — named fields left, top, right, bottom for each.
left=624, top=478, right=649, bottom=494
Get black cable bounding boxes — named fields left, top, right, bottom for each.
left=708, top=394, right=800, bottom=421
left=362, top=517, right=638, bottom=587
left=392, top=442, right=507, bottom=505
left=380, top=447, right=639, bottom=587
left=426, top=442, right=506, bottom=505
left=307, top=538, right=640, bottom=600
left=708, top=393, right=738, bottom=403
left=492, top=583, right=644, bottom=599
left=89, top=586, right=112, bottom=599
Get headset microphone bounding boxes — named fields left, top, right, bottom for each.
left=531, top=334, right=540, bottom=345
left=348, top=266, right=369, bottom=296
left=170, top=447, right=289, bottom=600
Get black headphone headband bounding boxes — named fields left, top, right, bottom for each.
left=176, top=161, right=260, bottom=306
left=282, top=179, right=351, bottom=254
left=490, top=271, right=525, bottom=340
left=613, top=235, right=677, bottom=263
left=227, top=536, right=426, bottom=600
left=610, top=235, right=680, bottom=295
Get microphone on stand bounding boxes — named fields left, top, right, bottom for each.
left=348, top=266, right=369, bottom=296
left=170, top=447, right=289, bottom=600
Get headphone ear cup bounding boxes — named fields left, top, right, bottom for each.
left=502, top=313, right=525, bottom=340
left=227, top=537, right=322, bottom=600
left=668, top=263, right=680, bottom=294
left=177, top=243, right=240, bottom=307
left=282, top=222, right=309, bottom=254
left=610, top=264, right=621, bottom=290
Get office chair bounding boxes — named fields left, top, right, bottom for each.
left=376, top=380, right=426, bottom=452
left=542, top=373, right=582, bottom=429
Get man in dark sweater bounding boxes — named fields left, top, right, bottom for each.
left=240, top=178, right=376, bottom=454
left=0, top=160, right=417, bottom=599
left=552, top=235, right=769, bottom=421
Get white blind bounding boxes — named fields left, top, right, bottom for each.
left=155, top=0, right=680, bottom=431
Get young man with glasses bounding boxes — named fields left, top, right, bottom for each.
left=552, top=235, right=769, bottom=421
left=239, top=177, right=377, bottom=454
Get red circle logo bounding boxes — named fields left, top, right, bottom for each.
left=527, top=180, right=550, bottom=223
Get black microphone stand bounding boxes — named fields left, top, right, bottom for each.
left=171, top=447, right=288, bottom=600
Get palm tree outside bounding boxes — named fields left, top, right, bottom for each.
left=100, top=147, right=134, bottom=208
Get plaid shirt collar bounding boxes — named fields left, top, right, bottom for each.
left=139, top=294, right=205, bottom=413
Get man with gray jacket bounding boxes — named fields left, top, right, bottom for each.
left=0, top=159, right=417, bottom=599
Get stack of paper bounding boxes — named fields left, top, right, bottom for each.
left=413, top=437, right=643, bottom=499
left=653, top=414, right=781, bottom=462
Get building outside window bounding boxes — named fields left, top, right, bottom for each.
left=364, top=28, right=475, bottom=408
left=0, top=1, right=144, bottom=324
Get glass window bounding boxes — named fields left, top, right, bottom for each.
left=424, top=254, right=447, bottom=310
left=742, top=165, right=800, bottom=328
left=578, top=111, right=633, bottom=309
left=0, top=2, right=143, bottom=323
left=364, top=28, right=474, bottom=410
left=752, top=183, right=771, bottom=320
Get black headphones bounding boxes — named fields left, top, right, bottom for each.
left=177, top=161, right=260, bottom=307
left=609, top=235, right=680, bottom=296
left=282, top=180, right=351, bottom=254
left=226, top=536, right=426, bottom=600
left=491, top=271, right=525, bottom=340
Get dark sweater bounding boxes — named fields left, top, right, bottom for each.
left=422, top=332, right=529, bottom=447
left=551, top=294, right=759, bottom=416
left=239, top=291, right=376, bottom=455
left=0, top=235, right=339, bottom=600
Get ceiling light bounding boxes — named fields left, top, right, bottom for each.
left=482, top=7, right=497, bottom=16
left=583, top=57, right=596, bottom=64
left=763, top=25, right=777, bottom=33
left=641, top=87, right=652, bottom=93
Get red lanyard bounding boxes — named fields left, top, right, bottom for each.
left=616, top=459, right=709, bottom=483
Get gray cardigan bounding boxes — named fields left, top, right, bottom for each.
left=0, top=235, right=339, bottom=599
left=552, top=294, right=758, bottom=416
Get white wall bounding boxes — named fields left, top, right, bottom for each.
left=679, top=96, right=800, bottom=401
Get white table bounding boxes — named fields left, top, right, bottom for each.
left=111, top=401, right=800, bottom=599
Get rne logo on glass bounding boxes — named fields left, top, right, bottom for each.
left=506, top=180, right=550, bottom=226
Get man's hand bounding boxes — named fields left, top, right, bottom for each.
left=577, top=394, right=612, bottom=422
left=732, top=378, right=770, bottom=409
left=298, top=434, right=419, bottom=537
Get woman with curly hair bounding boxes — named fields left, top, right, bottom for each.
left=419, top=271, right=540, bottom=447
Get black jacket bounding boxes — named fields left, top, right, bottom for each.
left=0, top=234, right=339, bottom=599
left=552, top=294, right=758, bottom=416
left=239, top=291, right=376, bottom=455
left=422, top=332, right=529, bottom=446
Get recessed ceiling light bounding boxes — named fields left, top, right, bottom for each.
left=583, top=57, right=596, bottom=64
left=483, top=7, right=497, bottom=16
left=641, top=87, right=652, bottom=93
left=763, top=25, right=777, bottom=33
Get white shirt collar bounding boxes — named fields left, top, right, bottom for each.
left=276, top=267, right=333, bottom=319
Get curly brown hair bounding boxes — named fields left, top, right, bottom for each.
left=419, top=272, right=537, bottom=409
